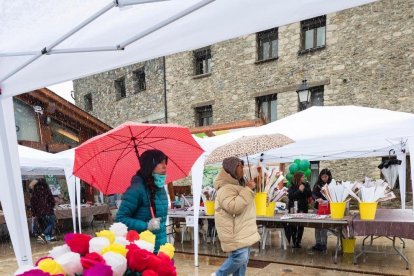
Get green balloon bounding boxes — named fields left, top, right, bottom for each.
left=289, top=163, right=299, bottom=174
left=299, top=159, right=311, bottom=171
left=294, top=159, right=301, bottom=165
left=286, top=173, right=293, bottom=181
left=304, top=168, right=312, bottom=178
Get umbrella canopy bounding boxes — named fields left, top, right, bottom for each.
left=206, top=134, right=294, bottom=164
left=73, top=122, right=204, bottom=194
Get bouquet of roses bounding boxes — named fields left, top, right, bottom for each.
left=15, top=222, right=176, bottom=276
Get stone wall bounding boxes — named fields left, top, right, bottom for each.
left=73, top=0, right=414, bottom=185
left=73, top=58, right=166, bottom=127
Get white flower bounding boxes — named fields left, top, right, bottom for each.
left=103, top=252, right=127, bottom=276
left=49, top=244, right=71, bottom=259
left=134, top=239, right=154, bottom=253
left=55, top=252, right=83, bottom=276
left=109, top=222, right=128, bottom=237
left=114, top=236, right=130, bottom=246
left=89, top=237, right=110, bottom=253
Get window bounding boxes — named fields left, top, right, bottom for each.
left=84, top=93, right=93, bottom=111
left=256, top=94, right=277, bottom=123
left=50, top=120, right=80, bottom=148
left=115, top=77, right=126, bottom=100
left=133, top=68, right=146, bottom=92
left=194, top=47, right=211, bottom=75
left=13, top=99, right=40, bottom=142
left=300, top=15, right=326, bottom=52
left=195, top=105, right=213, bottom=126
left=309, top=86, right=324, bottom=107
left=257, top=28, right=278, bottom=61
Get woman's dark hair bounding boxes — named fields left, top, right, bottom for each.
left=292, top=172, right=304, bottom=186
left=137, top=149, right=168, bottom=214
left=317, top=168, right=332, bottom=185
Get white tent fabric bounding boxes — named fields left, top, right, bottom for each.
left=0, top=0, right=378, bottom=268
left=18, top=145, right=79, bottom=235
left=0, top=0, right=375, bottom=97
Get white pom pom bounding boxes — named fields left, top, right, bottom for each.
left=114, top=236, right=130, bottom=246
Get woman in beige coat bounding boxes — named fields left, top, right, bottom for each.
left=212, top=157, right=260, bottom=276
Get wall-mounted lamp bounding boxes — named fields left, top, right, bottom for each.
left=296, top=80, right=310, bottom=110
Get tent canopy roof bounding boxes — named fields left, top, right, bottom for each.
left=0, top=0, right=375, bottom=97
left=197, top=106, right=414, bottom=162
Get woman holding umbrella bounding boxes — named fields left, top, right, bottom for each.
left=115, top=149, right=169, bottom=252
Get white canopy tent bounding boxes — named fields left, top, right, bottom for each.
left=192, top=106, right=414, bottom=265
left=18, top=145, right=79, bottom=235
left=0, top=0, right=376, bottom=268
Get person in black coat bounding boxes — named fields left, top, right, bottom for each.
left=312, top=168, right=332, bottom=251
left=286, top=172, right=312, bottom=248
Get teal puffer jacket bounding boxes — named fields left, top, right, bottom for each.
left=115, top=175, right=168, bottom=252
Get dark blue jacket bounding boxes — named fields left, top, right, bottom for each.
left=115, top=175, right=168, bottom=252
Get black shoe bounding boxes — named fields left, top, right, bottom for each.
left=312, top=244, right=321, bottom=251
left=292, top=243, right=301, bottom=248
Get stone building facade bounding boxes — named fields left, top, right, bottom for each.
left=74, top=58, right=166, bottom=126
left=74, top=0, right=413, bottom=195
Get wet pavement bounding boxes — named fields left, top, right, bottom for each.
left=0, top=224, right=412, bottom=275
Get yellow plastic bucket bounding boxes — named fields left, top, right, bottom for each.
left=359, top=202, right=378, bottom=220
left=205, top=201, right=215, bottom=216
left=255, top=192, right=267, bottom=216
left=265, top=202, right=276, bottom=217
left=330, top=202, right=346, bottom=219
left=342, top=238, right=356, bottom=254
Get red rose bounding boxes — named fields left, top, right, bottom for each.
left=146, top=255, right=162, bottom=272
left=81, top=252, right=106, bottom=269
left=156, top=254, right=177, bottom=276
left=66, top=233, right=92, bottom=255
left=126, top=244, right=151, bottom=272
left=126, top=230, right=140, bottom=242
left=142, top=270, right=157, bottom=276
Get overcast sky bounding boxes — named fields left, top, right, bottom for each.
left=47, top=81, right=74, bottom=104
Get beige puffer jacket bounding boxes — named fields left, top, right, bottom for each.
left=214, top=169, right=260, bottom=252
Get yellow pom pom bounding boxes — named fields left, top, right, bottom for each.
left=158, top=243, right=175, bottom=259
left=96, top=230, right=116, bottom=244
left=139, top=230, right=156, bottom=244
left=38, top=258, right=65, bottom=275
left=101, top=243, right=128, bottom=257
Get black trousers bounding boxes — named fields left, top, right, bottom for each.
left=284, top=225, right=304, bottom=246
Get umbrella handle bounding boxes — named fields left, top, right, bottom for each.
left=149, top=207, right=155, bottom=219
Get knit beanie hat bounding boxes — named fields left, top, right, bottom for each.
left=138, top=149, right=168, bottom=180
left=222, top=157, right=243, bottom=179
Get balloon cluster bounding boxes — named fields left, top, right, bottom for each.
left=285, top=159, right=311, bottom=187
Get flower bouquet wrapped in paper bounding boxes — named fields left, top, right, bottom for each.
left=15, top=222, right=176, bottom=276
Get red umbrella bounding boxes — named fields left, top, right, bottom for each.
left=73, top=122, right=204, bottom=195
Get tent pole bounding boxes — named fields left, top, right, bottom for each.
left=0, top=97, right=33, bottom=267
left=397, top=152, right=406, bottom=209
left=407, top=138, right=414, bottom=213
left=0, top=1, right=116, bottom=83
left=191, top=154, right=206, bottom=267
left=117, top=0, right=171, bottom=7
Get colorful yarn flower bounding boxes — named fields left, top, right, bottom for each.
left=96, top=230, right=115, bottom=244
